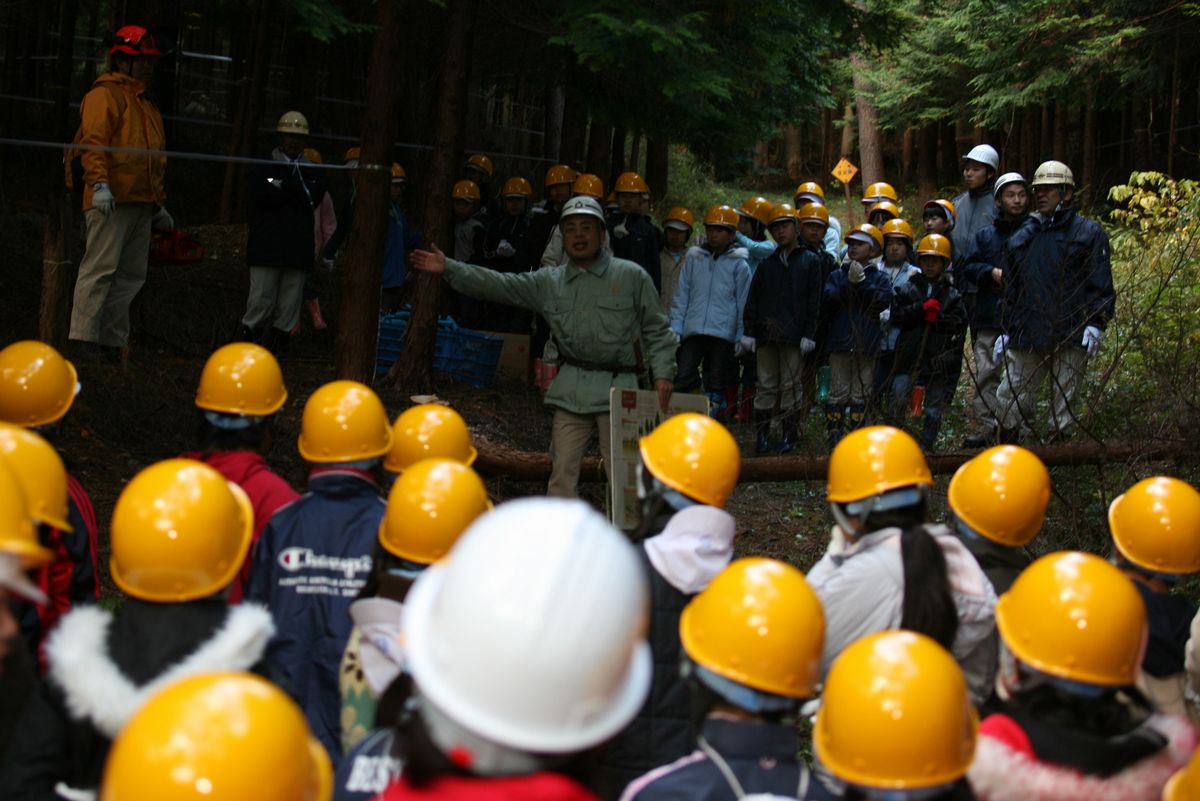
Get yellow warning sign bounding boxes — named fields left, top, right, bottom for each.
left=832, top=158, right=859, bottom=184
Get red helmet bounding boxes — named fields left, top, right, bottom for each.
left=110, top=25, right=164, bottom=57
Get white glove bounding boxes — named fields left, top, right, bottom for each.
left=91, top=183, right=115, bottom=215
left=879, top=308, right=891, bottom=325
left=847, top=261, right=866, bottom=284
left=1082, top=325, right=1102, bottom=357
left=268, top=177, right=283, bottom=189
left=993, top=334, right=1010, bottom=362
left=735, top=336, right=756, bottom=357
left=800, top=337, right=816, bottom=355
left=613, top=220, right=629, bottom=239
left=151, top=207, right=173, bottom=231
left=496, top=240, right=516, bottom=258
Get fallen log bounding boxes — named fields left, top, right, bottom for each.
left=474, top=437, right=1192, bottom=484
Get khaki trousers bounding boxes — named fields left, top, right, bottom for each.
left=242, top=266, right=307, bottom=332
left=69, top=204, right=153, bottom=347
left=995, top=346, right=1089, bottom=436
left=755, top=343, right=805, bottom=412
left=966, top=330, right=1003, bottom=428
left=828, top=352, right=874, bottom=406
left=547, top=409, right=612, bottom=498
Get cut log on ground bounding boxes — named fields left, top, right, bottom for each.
left=474, top=437, right=1192, bottom=484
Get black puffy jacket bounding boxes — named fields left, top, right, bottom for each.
left=960, top=214, right=1028, bottom=333
left=891, top=271, right=968, bottom=382
left=246, top=155, right=327, bottom=270
left=743, top=245, right=823, bottom=345
left=608, top=213, right=663, bottom=291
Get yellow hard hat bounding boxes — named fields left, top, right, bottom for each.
left=948, top=446, right=1049, bottom=547
left=995, top=551, right=1147, bottom=686
left=679, top=557, right=824, bottom=699
left=501, top=176, right=533, bottom=198
left=767, top=203, right=800, bottom=227
left=916, top=233, right=953, bottom=261
left=99, top=672, right=333, bottom=801
left=452, top=180, right=481, bottom=202
left=379, top=458, right=490, bottom=564
left=866, top=200, right=901, bottom=222
left=384, top=404, right=476, bottom=474
left=571, top=173, right=605, bottom=199
left=466, top=153, right=494, bottom=177
left=0, top=458, right=53, bottom=568
left=298, top=381, right=392, bottom=463
left=615, top=171, right=650, bottom=194
left=794, top=181, right=825, bottom=202
left=276, top=111, right=309, bottom=136
left=827, top=426, right=932, bottom=504
left=544, top=164, right=577, bottom=187
left=664, top=207, right=695, bottom=229
left=1164, top=745, right=1200, bottom=801
left=738, top=196, right=775, bottom=225
left=343, top=146, right=360, bottom=163
left=924, top=199, right=958, bottom=229
left=639, top=413, right=740, bottom=507
left=302, top=147, right=323, bottom=165
left=109, top=459, right=253, bottom=602
left=881, top=218, right=913, bottom=242
left=391, top=163, right=406, bottom=182
left=844, top=223, right=884, bottom=252
left=797, top=202, right=830, bottom=228
left=814, top=631, right=977, bottom=791
left=195, top=343, right=287, bottom=417
left=0, top=340, right=78, bottom=427
left=703, top=205, right=740, bottom=231
left=0, top=423, right=72, bottom=531
left=1109, top=476, right=1200, bottom=575
left=862, top=181, right=898, bottom=203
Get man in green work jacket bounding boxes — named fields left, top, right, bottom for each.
left=411, top=195, right=677, bottom=498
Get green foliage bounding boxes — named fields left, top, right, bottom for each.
left=286, top=0, right=375, bottom=43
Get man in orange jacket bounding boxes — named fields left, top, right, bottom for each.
left=67, top=26, right=172, bottom=362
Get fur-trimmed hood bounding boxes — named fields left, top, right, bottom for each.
left=44, top=603, right=274, bottom=737
left=968, top=713, right=1196, bottom=801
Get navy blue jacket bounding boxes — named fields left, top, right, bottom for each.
left=961, top=214, right=1027, bottom=334
left=246, top=155, right=327, bottom=270
left=620, top=718, right=839, bottom=801
left=333, top=728, right=401, bottom=801
left=822, top=260, right=894, bottom=354
left=743, top=245, right=823, bottom=345
left=1000, top=207, right=1115, bottom=350
left=245, top=470, right=385, bottom=764
left=608, top=212, right=664, bottom=291
left=891, top=271, right=968, bottom=382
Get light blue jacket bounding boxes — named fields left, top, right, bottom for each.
left=735, top=232, right=776, bottom=274
left=670, top=244, right=752, bottom=343
left=824, top=213, right=844, bottom=261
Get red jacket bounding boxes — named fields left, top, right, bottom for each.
left=380, top=773, right=602, bottom=801
left=180, top=450, right=299, bottom=603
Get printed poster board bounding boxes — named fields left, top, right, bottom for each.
left=608, top=387, right=709, bottom=531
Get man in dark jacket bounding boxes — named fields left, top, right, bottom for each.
left=241, top=110, right=328, bottom=357
left=994, top=160, right=1115, bottom=442
left=743, top=204, right=822, bottom=454
left=608, top=172, right=663, bottom=291
left=0, top=460, right=274, bottom=800
left=481, top=177, right=535, bottom=332
left=890, top=234, right=968, bottom=452
left=960, top=172, right=1030, bottom=447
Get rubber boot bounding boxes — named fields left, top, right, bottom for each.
left=736, top=386, right=755, bottom=423
left=777, top=413, right=798, bottom=454
left=825, top=405, right=845, bottom=450
left=847, top=404, right=867, bottom=431
left=290, top=320, right=302, bottom=337
left=238, top=325, right=260, bottom=344
left=706, top=390, right=727, bottom=419
left=307, top=298, right=328, bottom=330
left=754, top=411, right=772, bottom=454
left=724, top=385, right=740, bottom=422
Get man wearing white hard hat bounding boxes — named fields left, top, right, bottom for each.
left=950, top=144, right=999, bottom=263
left=993, top=160, right=1115, bottom=443
left=411, top=196, right=677, bottom=499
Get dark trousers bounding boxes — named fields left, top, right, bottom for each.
left=675, top=334, right=734, bottom=394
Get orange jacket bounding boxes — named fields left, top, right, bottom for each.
left=67, top=71, right=166, bottom=210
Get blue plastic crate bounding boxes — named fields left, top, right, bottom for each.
left=374, top=314, right=503, bottom=388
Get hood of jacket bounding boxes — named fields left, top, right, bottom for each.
left=381, top=773, right=601, bottom=801
left=45, top=603, right=274, bottom=737
left=180, top=449, right=271, bottom=487
left=643, top=506, right=736, bottom=595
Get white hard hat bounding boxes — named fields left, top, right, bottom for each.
left=993, top=172, right=1028, bottom=199
left=1031, top=160, right=1075, bottom=188
left=402, top=497, right=651, bottom=755
left=276, top=110, right=310, bottom=136
left=962, top=144, right=999, bottom=171
left=558, top=195, right=607, bottom=228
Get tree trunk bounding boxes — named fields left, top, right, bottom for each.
left=783, top=123, right=803, bottom=182
left=609, top=125, right=626, bottom=184
left=628, top=130, right=642, bottom=175
left=939, top=119, right=957, bottom=187
left=1168, top=32, right=1181, bottom=176
left=585, top=120, right=612, bottom=182
left=219, top=0, right=270, bottom=223
left=39, top=0, right=81, bottom=348
left=821, top=107, right=835, bottom=174
left=1133, top=97, right=1152, bottom=169
left=388, top=0, right=474, bottom=392
left=839, top=102, right=854, bottom=159
left=1081, top=88, right=1097, bottom=211
left=1040, top=105, right=1052, bottom=163
left=851, top=57, right=883, bottom=185
left=333, top=0, right=406, bottom=382
left=916, top=122, right=938, bottom=199
left=1022, top=105, right=1038, bottom=170
left=1053, top=100, right=1067, bottom=162
left=559, top=92, right=587, bottom=169
left=542, top=81, right=564, bottom=162
left=645, top=136, right=668, bottom=204
left=900, top=127, right=914, bottom=189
